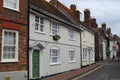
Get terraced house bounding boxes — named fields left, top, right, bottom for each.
left=0, top=0, right=28, bottom=80
left=50, top=0, right=95, bottom=67
left=29, top=0, right=82, bottom=79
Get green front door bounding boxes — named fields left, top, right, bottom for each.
left=32, top=50, right=40, bottom=78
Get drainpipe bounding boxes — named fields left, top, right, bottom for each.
left=80, top=31, right=82, bottom=67
left=27, top=0, right=30, bottom=80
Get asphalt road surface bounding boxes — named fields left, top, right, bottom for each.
left=78, top=59, right=120, bottom=80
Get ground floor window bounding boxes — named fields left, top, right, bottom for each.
left=50, top=47, right=60, bottom=64
left=69, top=48, right=75, bottom=62
left=82, top=48, right=87, bottom=60
left=1, top=29, right=18, bottom=62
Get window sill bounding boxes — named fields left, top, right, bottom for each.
left=69, top=61, right=76, bottom=63
left=1, top=59, right=19, bottom=63
left=35, top=31, right=45, bottom=35
left=3, top=6, right=20, bottom=12
left=49, top=62, right=61, bottom=66
left=83, top=59, right=88, bottom=61
left=68, top=38, right=76, bottom=41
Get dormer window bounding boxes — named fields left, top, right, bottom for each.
left=3, top=0, right=19, bottom=11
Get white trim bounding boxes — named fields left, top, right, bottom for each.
left=29, top=49, right=41, bottom=79
left=35, top=16, right=44, bottom=33
left=69, top=48, right=76, bottom=62
left=68, top=28, right=76, bottom=41
left=49, top=62, right=61, bottom=66
left=1, top=29, right=19, bottom=63
left=3, top=0, right=19, bottom=12
left=50, top=47, right=60, bottom=64
left=35, top=30, right=45, bottom=35
left=50, top=21, right=59, bottom=35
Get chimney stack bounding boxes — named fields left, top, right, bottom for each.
left=70, top=4, right=80, bottom=21
left=101, top=22, right=106, bottom=31
left=50, top=0, right=58, bottom=8
left=70, top=4, right=76, bottom=11
left=84, top=8, right=90, bottom=23
left=90, top=18, right=98, bottom=28
left=107, top=28, right=111, bottom=36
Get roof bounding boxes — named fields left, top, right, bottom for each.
left=30, top=0, right=81, bottom=31
left=49, top=0, right=95, bottom=34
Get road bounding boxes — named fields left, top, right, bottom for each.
left=75, top=59, right=120, bottom=80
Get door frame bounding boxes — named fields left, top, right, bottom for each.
left=29, top=49, right=41, bottom=79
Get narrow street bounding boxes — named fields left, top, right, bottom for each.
left=75, top=59, right=120, bottom=80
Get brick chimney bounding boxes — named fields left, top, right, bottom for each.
left=84, top=9, right=90, bottom=23
left=107, top=28, right=111, bottom=36
left=70, top=4, right=80, bottom=20
left=90, top=18, right=98, bottom=28
left=70, top=4, right=76, bottom=11
left=101, top=22, right=106, bottom=32
left=50, top=0, right=58, bottom=8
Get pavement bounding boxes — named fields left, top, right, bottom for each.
left=76, top=59, right=120, bottom=80
left=41, top=63, right=102, bottom=80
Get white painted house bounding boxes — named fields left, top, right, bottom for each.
left=110, top=40, right=114, bottom=58
left=81, top=26, right=95, bottom=66
left=102, top=39, right=107, bottom=60
left=29, top=0, right=82, bottom=79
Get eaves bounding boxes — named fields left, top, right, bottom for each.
left=30, top=5, right=82, bottom=32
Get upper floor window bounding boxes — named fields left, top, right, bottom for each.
left=68, top=28, right=75, bottom=40
left=3, top=0, right=19, bottom=11
left=35, top=16, right=44, bottom=33
left=69, top=48, right=75, bottom=62
left=50, top=22, right=59, bottom=35
left=1, top=29, right=18, bottom=62
left=82, top=31, right=86, bottom=42
left=50, top=47, right=60, bottom=64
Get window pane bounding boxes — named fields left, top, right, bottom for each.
left=40, top=18, right=44, bottom=24
left=35, top=23, right=39, bottom=30
left=52, top=57, right=57, bottom=63
left=3, top=30, right=17, bottom=60
left=35, top=16, right=39, bottom=22
left=52, top=29, right=57, bottom=35
left=4, top=31, right=8, bottom=44
left=4, top=0, right=17, bottom=9
left=13, top=32, right=16, bottom=45
left=12, top=0, right=17, bottom=8
left=40, top=25, right=43, bottom=32
left=50, top=48, right=59, bottom=63
left=69, top=50, right=75, bottom=61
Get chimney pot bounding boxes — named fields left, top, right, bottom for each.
left=101, top=22, right=106, bottom=32
left=70, top=4, right=76, bottom=11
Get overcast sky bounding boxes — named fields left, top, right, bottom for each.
left=48, top=0, right=120, bottom=36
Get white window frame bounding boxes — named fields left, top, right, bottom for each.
left=1, top=29, right=19, bottom=62
left=83, top=31, right=86, bottom=42
left=69, top=48, right=76, bottom=63
left=3, top=0, right=19, bottom=11
left=35, top=16, right=45, bottom=34
left=50, top=21, right=59, bottom=35
left=83, top=48, right=87, bottom=60
left=68, top=28, right=75, bottom=40
left=50, top=47, right=60, bottom=65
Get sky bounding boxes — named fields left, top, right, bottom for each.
left=48, top=0, right=120, bottom=36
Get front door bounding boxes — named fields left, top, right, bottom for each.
left=32, top=50, right=40, bottom=78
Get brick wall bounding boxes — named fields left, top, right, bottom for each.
left=0, top=0, right=28, bottom=72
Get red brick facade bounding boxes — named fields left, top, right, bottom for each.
left=0, top=0, right=28, bottom=72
